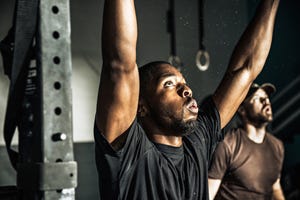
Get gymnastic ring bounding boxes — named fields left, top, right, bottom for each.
left=195, top=50, right=210, bottom=71
left=168, top=55, right=182, bottom=70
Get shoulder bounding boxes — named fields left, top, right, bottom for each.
left=217, top=128, right=243, bottom=153
left=265, top=133, right=284, bottom=153
left=223, top=128, right=242, bottom=145
left=94, top=118, right=151, bottom=153
left=196, top=96, right=222, bottom=139
left=198, top=96, right=220, bottom=121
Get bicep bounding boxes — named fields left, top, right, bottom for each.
left=96, top=64, right=139, bottom=143
left=208, top=178, right=221, bottom=200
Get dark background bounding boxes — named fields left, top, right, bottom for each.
left=0, top=0, right=299, bottom=199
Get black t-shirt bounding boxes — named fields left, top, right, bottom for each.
left=94, top=97, right=223, bottom=200
left=208, top=128, right=284, bottom=200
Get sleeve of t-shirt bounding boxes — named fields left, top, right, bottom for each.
left=276, top=139, right=285, bottom=179
left=94, top=118, right=152, bottom=170
left=208, top=140, right=231, bottom=179
left=198, top=96, right=223, bottom=142
left=194, top=96, right=224, bottom=161
left=94, top=119, right=152, bottom=199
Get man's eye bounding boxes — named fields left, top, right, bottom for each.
left=260, top=97, right=269, bottom=102
left=164, top=81, right=174, bottom=87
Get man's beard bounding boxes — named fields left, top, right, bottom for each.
left=247, top=112, right=272, bottom=127
left=170, top=118, right=199, bottom=136
left=149, top=105, right=199, bottom=136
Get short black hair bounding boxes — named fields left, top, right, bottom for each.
left=138, top=61, right=171, bottom=98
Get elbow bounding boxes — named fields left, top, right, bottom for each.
left=239, top=55, right=266, bottom=82
left=248, top=58, right=267, bottom=81
left=245, top=44, right=271, bottom=79
left=102, top=50, right=137, bottom=75
left=102, top=46, right=137, bottom=74
left=108, top=59, right=137, bottom=74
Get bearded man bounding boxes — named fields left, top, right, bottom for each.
left=208, top=83, right=285, bottom=200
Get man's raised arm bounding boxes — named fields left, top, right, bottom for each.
left=96, top=0, right=139, bottom=145
left=213, top=0, right=280, bottom=129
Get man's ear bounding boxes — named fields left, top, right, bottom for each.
left=238, top=105, right=245, bottom=116
left=138, top=99, right=148, bottom=117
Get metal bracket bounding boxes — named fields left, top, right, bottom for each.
left=17, top=162, right=77, bottom=190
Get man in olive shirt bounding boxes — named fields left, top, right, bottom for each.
left=208, top=83, right=285, bottom=200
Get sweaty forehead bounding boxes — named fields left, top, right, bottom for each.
left=153, top=64, right=184, bottom=81
left=243, top=88, right=268, bottom=104
left=252, top=88, right=268, bottom=98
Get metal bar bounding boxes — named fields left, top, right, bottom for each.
left=273, top=108, right=300, bottom=136
left=273, top=93, right=300, bottom=120
left=38, top=0, right=77, bottom=199
left=15, top=0, right=77, bottom=199
left=272, top=76, right=300, bottom=105
left=17, top=162, right=77, bottom=190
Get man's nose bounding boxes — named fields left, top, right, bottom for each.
left=180, top=84, right=192, bottom=98
left=262, top=97, right=270, bottom=104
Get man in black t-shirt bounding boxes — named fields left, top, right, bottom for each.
left=208, top=83, right=285, bottom=200
left=95, top=0, right=280, bottom=199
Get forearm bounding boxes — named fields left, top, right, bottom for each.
left=102, top=0, right=137, bottom=68
left=272, top=188, right=285, bottom=200
left=272, top=178, right=285, bottom=200
left=228, top=0, right=280, bottom=78
left=208, top=178, right=221, bottom=200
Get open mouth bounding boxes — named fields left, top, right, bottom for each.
left=186, top=99, right=199, bottom=114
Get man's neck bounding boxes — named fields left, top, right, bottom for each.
left=149, top=133, right=183, bottom=147
left=244, top=123, right=267, bottom=144
left=140, top=117, right=183, bottom=147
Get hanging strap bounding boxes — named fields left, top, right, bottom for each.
left=198, top=0, right=205, bottom=50
left=0, top=28, right=15, bottom=79
left=0, top=0, right=39, bottom=170
left=0, top=0, right=18, bottom=80
left=196, top=0, right=210, bottom=71
left=167, top=0, right=182, bottom=69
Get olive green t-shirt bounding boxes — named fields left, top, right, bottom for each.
left=209, top=128, right=284, bottom=200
